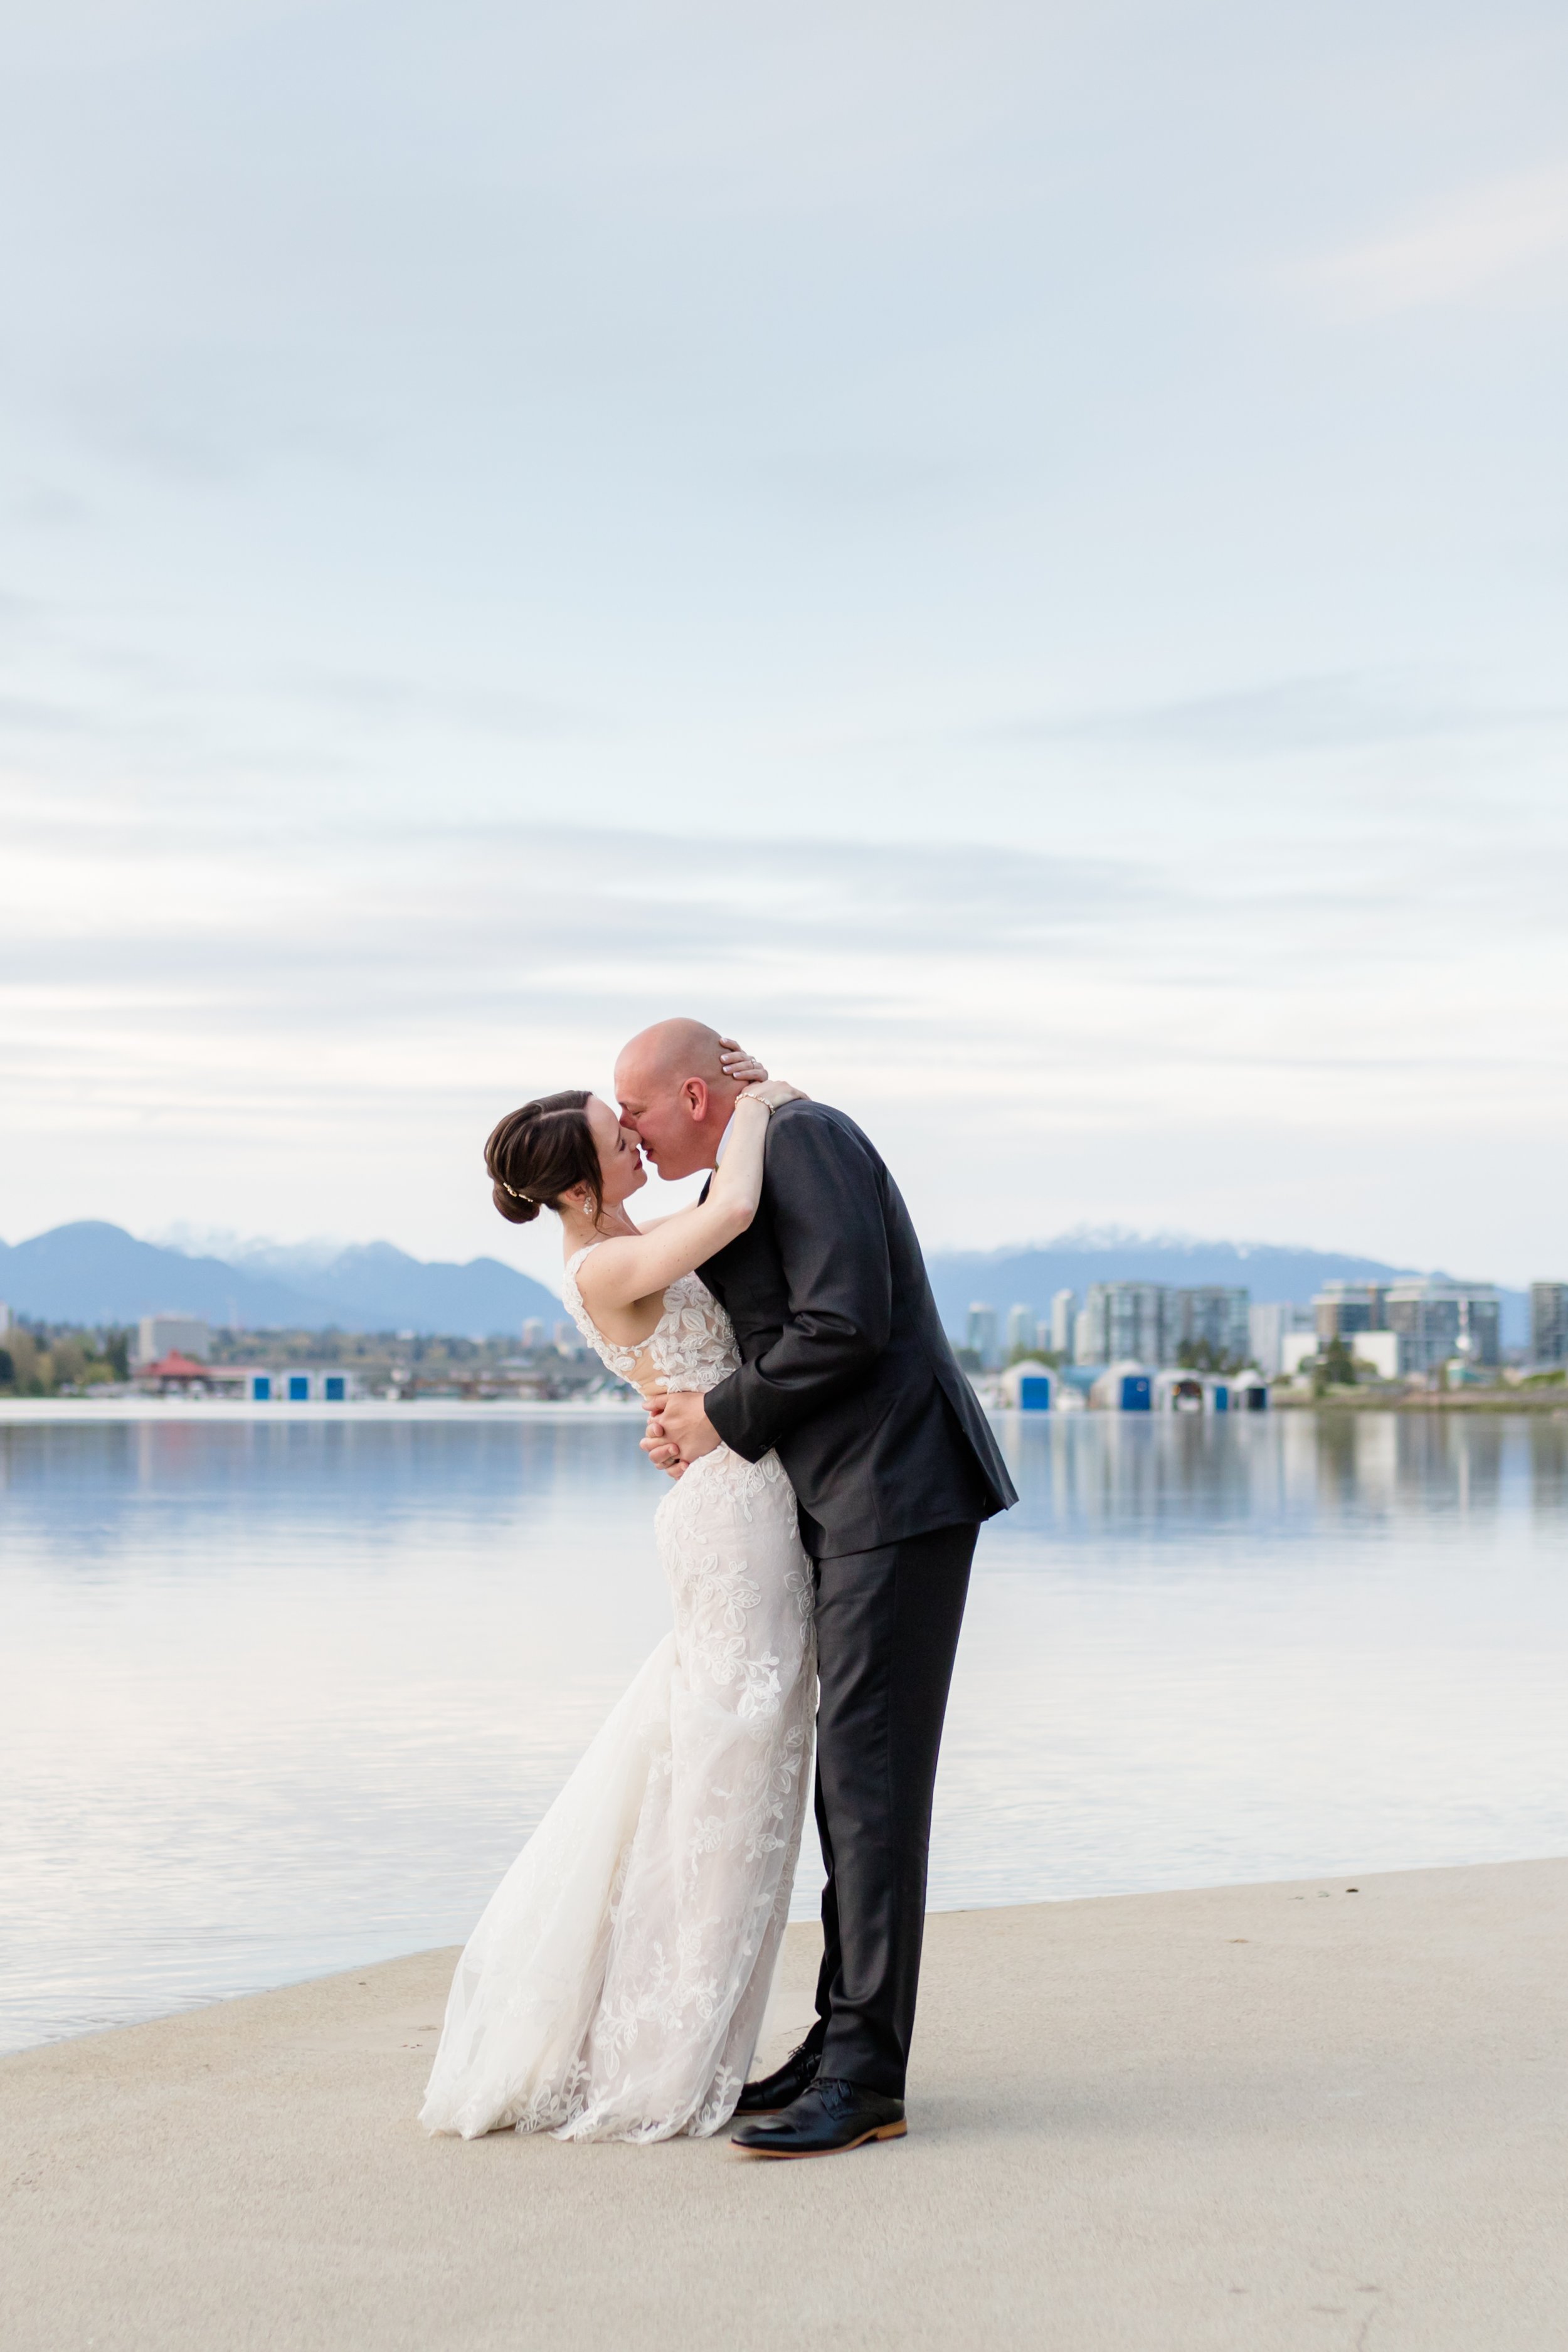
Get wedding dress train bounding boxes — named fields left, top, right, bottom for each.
left=420, top=1253, right=815, bottom=2143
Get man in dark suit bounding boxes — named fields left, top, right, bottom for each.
left=615, top=1019, right=1016, bottom=2158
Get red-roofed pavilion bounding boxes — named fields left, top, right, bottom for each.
left=137, top=1352, right=218, bottom=1390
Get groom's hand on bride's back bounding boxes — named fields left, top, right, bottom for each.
left=642, top=1390, right=722, bottom=1474
left=641, top=1414, right=684, bottom=1479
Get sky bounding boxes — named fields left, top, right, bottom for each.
left=1, top=0, right=1565, bottom=1294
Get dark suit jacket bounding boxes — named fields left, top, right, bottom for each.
left=697, top=1100, right=1017, bottom=1559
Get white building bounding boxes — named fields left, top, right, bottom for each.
left=245, top=1367, right=366, bottom=1402
left=1005, top=1303, right=1037, bottom=1357
left=1352, top=1333, right=1401, bottom=1380
left=1089, top=1361, right=1153, bottom=1411
left=1050, top=1289, right=1076, bottom=1357
left=1248, top=1301, right=1313, bottom=1377
left=521, top=1318, right=546, bottom=1349
left=1281, top=1330, right=1400, bottom=1382
left=135, top=1313, right=211, bottom=1367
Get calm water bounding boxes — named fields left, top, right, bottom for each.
left=3, top=1405, right=1567, bottom=2053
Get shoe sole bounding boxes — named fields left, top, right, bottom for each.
left=732, top=2120, right=907, bottom=2160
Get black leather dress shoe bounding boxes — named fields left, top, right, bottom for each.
left=731, top=2077, right=906, bottom=2158
left=733, top=2032, right=825, bottom=2117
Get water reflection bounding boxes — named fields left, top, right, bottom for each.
left=3, top=1409, right=1566, bottom=2052
left=987, top=1409, right=1568, bottom=1532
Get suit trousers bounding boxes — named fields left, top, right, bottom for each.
left=808, top=1520, right=977, bottom=2099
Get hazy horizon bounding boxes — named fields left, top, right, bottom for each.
left=134, top=1214, right=1517, bottom=1283
left=0, top=1207, right=1520, bottom=1294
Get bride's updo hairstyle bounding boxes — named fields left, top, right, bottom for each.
left=485, top=1091, right=603, bottom=1226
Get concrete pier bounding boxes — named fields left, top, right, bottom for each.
left=3, top=1860, right=1565, bottom=2350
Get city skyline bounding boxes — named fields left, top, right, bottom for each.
left=957, top=1271, right=1568, bottom=1379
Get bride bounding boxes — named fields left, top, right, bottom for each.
left=420, top=1057, right=813, bottom=2144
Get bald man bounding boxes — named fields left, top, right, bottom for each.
left=615, top=1019, right=1016, bottom=2157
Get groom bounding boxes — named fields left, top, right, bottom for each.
left=615, top=1019, right=1017, bottom=2158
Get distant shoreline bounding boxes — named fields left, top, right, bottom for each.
left=1272, top=1388, right=1568, bottom=1414
left=3, top=1394, right=1565, bottom=1428
left=0, top=1395, right=645, bottom=1426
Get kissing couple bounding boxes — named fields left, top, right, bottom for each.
left=420, top=1020, right=1015, bottom=2159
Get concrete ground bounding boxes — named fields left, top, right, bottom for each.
left=3, top=1860, right=1565, bottom=2352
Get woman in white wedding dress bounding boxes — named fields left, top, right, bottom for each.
left=420, top=1067, right=814, bottom=2144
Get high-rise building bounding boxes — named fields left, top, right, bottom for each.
left=521, top=1318, right=545, bottom=1349
left=1079, top=1281, right=1171, bottom=1367
left=1313, top=1281, right=1388, bottom=1342
left=1382, top=1278, right=1500, bottom=1374
left=1073, top=1305, right=1094, bottom=1366
left=1005, top=1303, right=1037, bottom=1358
left=1173, top=1286, right=1249, bottom=1365
left=965, top=1303, right=1000, bottom=1369
left=1050, top=1289, right=1076, bottom=1358
left=1248, top=1301, right=1313, bottom=1377
left=1529, top=1283, right=1568, bottom=1367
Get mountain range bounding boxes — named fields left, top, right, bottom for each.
left=0, top=1219, right=1528, bottom=1345
left=0, top=1222, right=563, bottom=1337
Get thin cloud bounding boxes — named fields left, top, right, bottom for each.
left=282, top=672, right=580, bottom=740
left=993, top=674, right=1568, bottom=758
left=1295, top=161, right=1568, bottom=315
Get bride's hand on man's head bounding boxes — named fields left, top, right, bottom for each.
left=718, top=1037, right=808, bottom=1108
left=718, top=1037, right=767, bottom=1084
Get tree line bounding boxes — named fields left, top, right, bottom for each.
left=0, top=1324, right=132, bottom=1397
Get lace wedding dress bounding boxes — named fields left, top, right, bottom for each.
left=420, top=1252, right=815, bottom=2143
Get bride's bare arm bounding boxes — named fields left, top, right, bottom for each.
left=575, top=1082, right=800, bottom=1316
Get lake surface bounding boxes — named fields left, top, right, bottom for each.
left=3, top=1404, right=1567, bottom=2054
